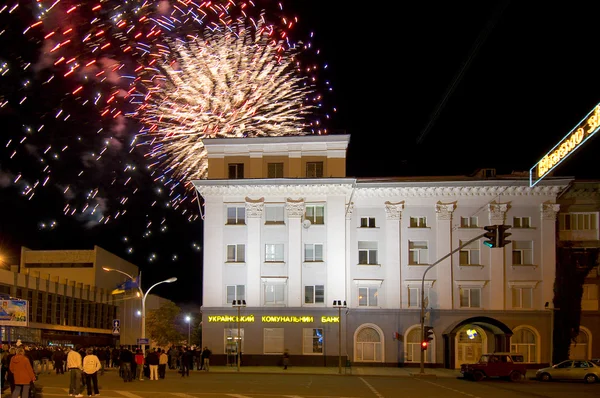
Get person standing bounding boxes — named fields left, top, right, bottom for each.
left=201, top=346, right=211, bottom=372
left=66, top=346, right=84, bottom=397
left=40, top=346, right=52, bottom=375
left=9, top=347, right=36, bottom=398
left=2, top=347, right=16, bottom=395
left=82, top=348, right=101, bottom=397
left=146, top=349, right=159, bottom=381
left=118, top=347, right=133, bottom=382
left=180, top=347, right=193, bottom=377
left=158, top=348, right=168, bottom=379
left=134, top=349, right=144, bottom=381
left=282, top=350, right=290, bottom=370
left=52, top=348, right=65, bottom=375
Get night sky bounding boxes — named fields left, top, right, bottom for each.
left=1, top=1, right=600, bottom=306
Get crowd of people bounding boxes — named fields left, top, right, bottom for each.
left=0, top=341, right=212, bottom=397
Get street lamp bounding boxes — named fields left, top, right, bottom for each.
left=103, top=267, right=177, bottom=354
left=333, top=300, right=347, bottom=374
left=232, top=299, right=246, bottom=372
left=544, top=302, right=560, bottom=365
left=185, top=315, right=191, bottom=347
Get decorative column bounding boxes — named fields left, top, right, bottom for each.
left=385, top=201, right=404, bottom=309
left=286, top=198, right=305, bottom=307
left=345, top=202, right=354, bottom=306
left=245, top=197, right=264, bottom=307
left=487, top=202, right=509, bottom=310
left=436, top=201, right=456, bottom=310
left=540, top=203, right=560, bottom=306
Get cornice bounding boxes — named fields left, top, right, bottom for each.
left=195, top=184, right=354, bottom=197
left=353, top=185, right=567, bottom=198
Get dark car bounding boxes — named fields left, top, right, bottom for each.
left=461, top=352, right=527, bottom=382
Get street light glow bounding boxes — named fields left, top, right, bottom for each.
left=166, top=277, right=177, bottom=283
left=185, top=315, right=191, bottom=322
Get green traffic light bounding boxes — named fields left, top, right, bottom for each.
left=483, top=241, right=494, bottom=248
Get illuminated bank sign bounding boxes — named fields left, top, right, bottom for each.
left=207, top=315, right=339, bottom=323
left=530, top=103, right=600, bottom=186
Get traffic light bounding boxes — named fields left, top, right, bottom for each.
left=497, top=225, right=512, bottom=247
left=422, top=326, right=434, bottom=350
left=483, top=225, right=498, bottom=248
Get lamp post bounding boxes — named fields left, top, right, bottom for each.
left=232, top=300, right=246, bottom=371
left=102, top=267, right=177, bottom=354
left=185, top=315, right=191, bottom=347
left=333, top=300, right=347, bottom=374
left=544, top=302, right=560, bottom=365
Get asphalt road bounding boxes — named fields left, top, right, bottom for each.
left=6, top=369, right=599, bottom=398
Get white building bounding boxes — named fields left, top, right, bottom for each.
left=194, top=135, right=571, bottom=368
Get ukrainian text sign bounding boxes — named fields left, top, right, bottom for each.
left=207, top=314, right=339, bottom=323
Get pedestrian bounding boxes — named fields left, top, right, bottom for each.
left=118, top=346, right=133, bottom=382
left=9, top=347, right=36, bottom=398
left=282, top=349, right=290, bottom=370
left=201, top=346, right=211, bottom=372
left=134, top=349, right=145, bottom=381
left=83, top=348, right=102, bottom=397
left=66, top=346, right=84, bottom=397
left=2, top=347, right=16, bottom=395
left=158, top=348, right=168, bottom=379
left=146, top=348, right=159, bottom=380
left=40, top=345, right=51, bottom=375
left=52, top=347, right=65, bottom=375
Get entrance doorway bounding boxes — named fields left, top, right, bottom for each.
left=456, top=325, right=486, bottom=368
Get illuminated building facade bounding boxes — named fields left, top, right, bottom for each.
left=194, top=135, right=573, bottom=368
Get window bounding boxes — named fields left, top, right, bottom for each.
left=304, top=285, right=325, bottom=304
left=459, top=240, right=480, bottom=266
left=512, top=241, right=533, bottom=265
left=305, top=205, right=325, bottom=224
left=265, top=205, right=285, bottom=224
left=512, top=287, right=533, bottom=309
left=303, top=328, right=324, bottom=354
left=459, top=288, right=481, bottom=308
left=226, top=285, right=246, bottom=304
left=406, top=327, right=433, bottom=363
left=263, top=328, right=284, bottom=354
left=355, top=326, right=383, bottom=362
left=228, top=163, right=244, bottom=179
left=227, top=244, right=245, bottom=262
left=408, top=287, right=420, bottom=308
left=409, top=216, right=427, bottom=228
left=360, top=217, right=376, bottom=228
left=264, top=284, right=286, bottom=305
left=227, top=206, right=245, bottom=225
left=304, top=243, right=323, bottom=262
left=513, top=217, right=531, bottom=228
left=358, top=287, right=378, bottom=307
left=559, top=212, right=598, bottom=231
left=582, top=284, right=599, bottom=311
left=460, top=216, right=478, bottom=228
left=510, top=328, right=537, bottom=363
left=267, top=163, right=284, bottom=178
left=409, top=241, right=428, bottom=265
left=306, top=162, right=323, bottom=178
left=224, top=329, right=244, bottom=355
left=265, top=244, right=284, bottom=262
left=358, top=241, right=378, bottom=265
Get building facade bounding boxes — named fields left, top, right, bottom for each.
left=194, top=135, right=572, bottom=368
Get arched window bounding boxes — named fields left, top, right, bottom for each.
left=570, top=328, right=591, bottom=360
left=354, top=324, right=384, bottom=362
left=405, top=326, right=433, bottom=363
left=510, top=326, right=538, bottom=363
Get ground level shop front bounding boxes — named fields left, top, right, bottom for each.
left=201, top=308, right=554, bottom=368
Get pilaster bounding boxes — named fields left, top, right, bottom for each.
left=540, top=202, right=560, bottom=306
left=246, top=197, right=264, bottom=307
left=436, top=201, right=456, bottom=309
left=385, top=201, right=404, bottom=308
left=487, top=202, right=509, bottom=310
left=286, top=198, right=305, bottom=307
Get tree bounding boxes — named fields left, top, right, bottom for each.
left=146, top=301, right=184, bottom=347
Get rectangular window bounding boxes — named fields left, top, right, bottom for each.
left=304, top=285, right=325, bottom=304
left=460, top=216, right=478, bottom=228
left=304, top=243, right=324, bottom=262
left=459, top=288, right=481, bottom=308
left=513, top=217, right=531, bottom=228
left=226, top=285, right=246, bottom=304
left=264, top=284, right=286, bottom=305
left=409, top=241, right=429, bottom=265
left=459, top=240, right=480, bottom=265
left=512, top=287, right=533, bottom=309
left=227, top=244, right=245, bottom=262
left=409, top=216, right=427, bottom=228
left=559, top=212, right=598, bottom=231
left=227, top=206, right=246, bottom=225
left=228, top=163, right=244, bottom=179
left=360, top=217, right=376, bottom=228
left=263, top=328, right=284, bottom=354
left=306, top=162, right=324, bottom=178
left=303, top=328, right=324, bottom=354
left=265, top=205, right=285, bottom=224
left=358, top=241, right=378, bottom=265
left=267, top=163, right=284, bottom=178
left=408, top=287, right=419, bottom=308
left=512, top=241, right=533, bottom=265
left=358, top=287, right=378, bottom=307
left=305, top=205, right=325, bottom=224
left=265, top=244, right=284, bottom=262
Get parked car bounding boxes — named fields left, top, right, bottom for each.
left=536, top=360, right=600, bottom=383
left=461, top=352, right=526, bottom=381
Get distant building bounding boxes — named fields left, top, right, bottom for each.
left=194, top=135, right=572, bottom=368
left=0, top=245, right=170, bottom=347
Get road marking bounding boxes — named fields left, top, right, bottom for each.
left=171, top=394, right=198, bottom=398
left=226, top=394, right=254, bottom=398
left=359, top=377, right=384, bottom=398
left=116, top=391, right=146, bottom=398
left=415, top=378, right=482, bottom=398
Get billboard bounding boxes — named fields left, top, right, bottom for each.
left=0, top=299, right=28, bottom=327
